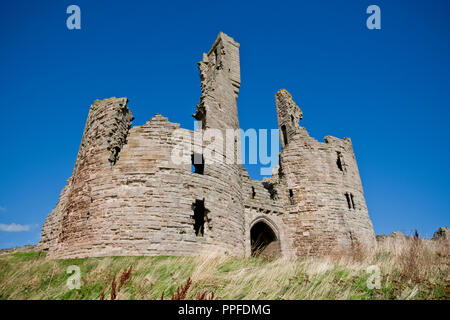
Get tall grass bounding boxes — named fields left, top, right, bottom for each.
left=0, top=238, right=448, bottom=300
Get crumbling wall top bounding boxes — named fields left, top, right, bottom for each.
left=207, top=32, right=240, bottom=56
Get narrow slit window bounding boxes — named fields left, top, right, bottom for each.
left=281, top=125, right=288, bottom=146
left=336, top=152, right=344, bottom=172
left=251, top=186, right=256, bottom=199
left=289, top=189, right=294, bottom=205
left=345, top=193, right=352, bottom=209
left=191, top=153, right=204, bottom=174
left=192, top=199, right=206, bottom=237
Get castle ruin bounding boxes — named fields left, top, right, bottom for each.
left=38, top=33, right=376, bottom=259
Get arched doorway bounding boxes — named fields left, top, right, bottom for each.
left=250, top=220, right=281, bottom=258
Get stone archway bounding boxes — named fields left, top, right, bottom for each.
left=250, top=219, right=281, bottom=258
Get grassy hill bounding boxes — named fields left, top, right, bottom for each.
left=0, top=238, right=448, bottom=300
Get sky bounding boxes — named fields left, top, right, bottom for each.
left=0, top=0, right=449, bottom=248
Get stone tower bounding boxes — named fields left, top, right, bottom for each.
left=275, top=89, right=376, bottom=256
left=194, top=32, right=241, bottom=131
left=190, top=32, right=246, bottom=255
left=38, top=98, right=134, bottom=256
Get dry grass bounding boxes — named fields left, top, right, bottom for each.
left=0, top=238, right=448, bottom=300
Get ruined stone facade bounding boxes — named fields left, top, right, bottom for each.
left=38, top=33, right=376, bottom=259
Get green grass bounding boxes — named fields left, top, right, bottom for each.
left=0, top=239, right=448, bottom=300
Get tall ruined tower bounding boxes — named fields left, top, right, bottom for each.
left=191, top=32, right=246, bottom=254
left=276, top=89, right=303, bottom=149
left=59, top=98, right=133, bottom=249
left=38, top=98, right=134, bottom=256
left=194, top=32, right=241, bottom=131
left=275, top=89, right=376, bottom=256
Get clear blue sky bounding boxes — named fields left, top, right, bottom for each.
left=1, top=0, right=449, bottom=248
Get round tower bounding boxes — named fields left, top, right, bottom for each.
left=275, top=89, right=376, bottom=256
left=55, top=98, right=134, bottom=257
left=190, top=32, right=246, bottom=255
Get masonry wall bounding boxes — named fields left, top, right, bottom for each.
left=40, top=111, right=249, bottom=258
left=241, top=170, right=295, bottom=257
